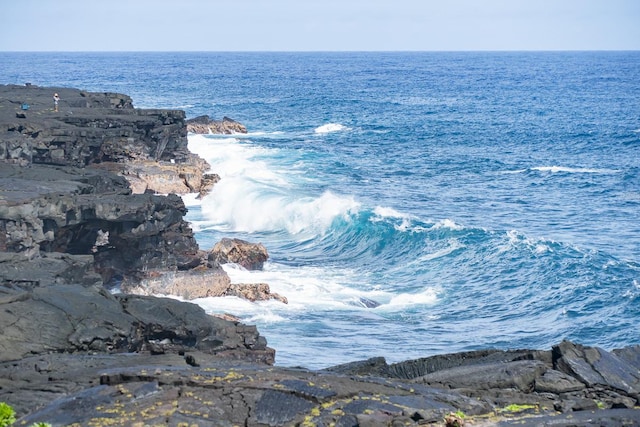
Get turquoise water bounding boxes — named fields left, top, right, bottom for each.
left=2, top=52, right=639, bottom=368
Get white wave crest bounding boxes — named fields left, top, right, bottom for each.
left=187, top=134, right=360, bottom=235
left=385, top=288, right=439, bottom=308
left=202, top=183, right=359, bottom=235
left=372, top=206, right=410, bottom=219
left=532, top=166, right=620, bottom=174
left=314, top=123, right=348, bottom=134
left=431, top=219, right=465, bottom=231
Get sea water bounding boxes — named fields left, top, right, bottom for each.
left=1, top=52, right=639, bottom=369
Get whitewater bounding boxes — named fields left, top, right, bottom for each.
left=1, top=51, right=639, bottom=369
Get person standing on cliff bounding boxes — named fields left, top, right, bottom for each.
left=53, top=93, right=60, bottom=112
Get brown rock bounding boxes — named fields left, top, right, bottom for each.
left=121, top=268, right=231, bottom=300
left=209, top=237, right=269, bottom=270
left=186, top=115, right=247, bottom=134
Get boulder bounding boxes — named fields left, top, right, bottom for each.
left=208, top=237, right=269, bottom=270
left=186, top=115, right=247, bottom=134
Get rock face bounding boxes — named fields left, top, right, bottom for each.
left=186, top=115, right=248, bottom=134
left=96, top=155, right=219, bottom=196
left=120, top=268, right=232, bottom=299
left=209, top=237, right=269, bottom=270
left=0, top=164, right=202, bottom=283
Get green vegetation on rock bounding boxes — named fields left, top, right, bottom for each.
left=0, top=403, right=51, bottom=427
left=0, top=403, right=16, bottom=427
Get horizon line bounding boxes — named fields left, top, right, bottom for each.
left=2, top=49, right=640, bottom=54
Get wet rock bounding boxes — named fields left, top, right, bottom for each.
left=223, top=282, right=288, bottom=304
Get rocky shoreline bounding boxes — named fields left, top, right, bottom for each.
left=1, top=84, right=638, bottom=426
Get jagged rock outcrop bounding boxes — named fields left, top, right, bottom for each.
left=208, top=237, right=269, bottom=270
left=186, top=115, right=248, bottom=134
left=121, top=269, right=288, bottom=304
left=5, top=341, right=640, bottom=426
left=328, top=340, right=640, bottom=416
left=1, top=85, right=189, bottom=165
left=0, top=280, right=274, bottom=365
left=0, top=84, right=212, bottom=195
left=96, top=155, right=219, bottom=196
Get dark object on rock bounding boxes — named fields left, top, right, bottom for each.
left=185, top=354, right=199, bottom=367
left=208, top=237, right=269, bottom=270
left=186, top=115, right=247, bottom=134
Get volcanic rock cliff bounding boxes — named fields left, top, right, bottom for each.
left=0, top=84, right=275, bottom=366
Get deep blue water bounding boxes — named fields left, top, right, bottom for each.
left=2, top=52, right=639, bottom=369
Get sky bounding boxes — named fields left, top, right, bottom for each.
left=1, top=0, right=638, bottom=51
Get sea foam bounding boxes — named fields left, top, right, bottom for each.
left=314, top=123, right=348, bottom=134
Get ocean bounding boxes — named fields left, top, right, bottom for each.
left=1, top=51, right=639, bottom=369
